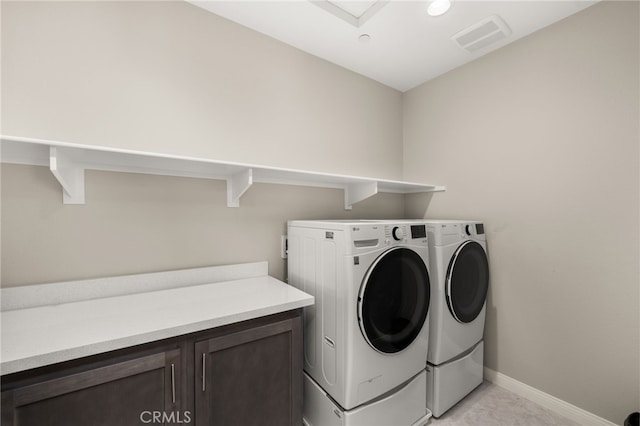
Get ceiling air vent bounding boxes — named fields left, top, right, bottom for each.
left=452, top=15, right=512, bottom=53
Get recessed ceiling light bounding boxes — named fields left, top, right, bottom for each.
left=427, top=0, right=451, bottom=17
left=359, top=34, right=371, bottom=43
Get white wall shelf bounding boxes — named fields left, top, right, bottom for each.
left=0, top=135, right=445, bottom=209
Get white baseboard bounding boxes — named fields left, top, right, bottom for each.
left=483, top=367, right=617, bottom=426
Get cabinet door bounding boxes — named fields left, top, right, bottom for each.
left=2, top=349, right=182, bottom=426
left=194, top=317, right=302, bottom=426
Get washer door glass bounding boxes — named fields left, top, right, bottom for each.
left=446, top=241, right=489, bottom=323
left=358, top=247, right=430, bottom=354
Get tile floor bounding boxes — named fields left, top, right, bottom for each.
left=429, top=382, right=581, bottom=426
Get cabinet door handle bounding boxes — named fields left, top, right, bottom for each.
left=201, top=353, right=206, bottom=392
left=171, top=363, right=176, bottom=404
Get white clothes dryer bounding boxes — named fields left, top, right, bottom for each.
left=287, top=220, right=431, bottom=417
left=423, top=220, right=489, bottom=417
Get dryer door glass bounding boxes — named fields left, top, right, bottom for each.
left=358, top=247, right=430, bottom=354
left=446, top=241, right=489, bottom=323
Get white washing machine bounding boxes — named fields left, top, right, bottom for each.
left=423, top=220, right=489, bottom=418
left=288, top=220, right=432, bottom=425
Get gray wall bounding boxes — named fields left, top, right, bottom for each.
left=1, top=164, right=406, bottom=285
left=1, top=0, right=408, bottom=286
left=403, top=2, right=639, bottom=424
left=1, top=0, right=403, bottom=179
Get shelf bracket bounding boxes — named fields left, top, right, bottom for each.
left=226, top=168, right=253, bottom=207
left=344, top=181, right=378, bottom=210
left=49, top=147, right=85, bottom=204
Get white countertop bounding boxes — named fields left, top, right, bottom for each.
left=1, top=269, right=313, bottom=375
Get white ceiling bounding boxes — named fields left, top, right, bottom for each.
left=188, top=0, right=598, bottom=92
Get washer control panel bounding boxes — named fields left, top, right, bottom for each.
left=383, top=223, right=428, bottom=244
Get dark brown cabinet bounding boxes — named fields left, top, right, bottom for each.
left=194, top=317, right=302, bottom=426
left=1, top=309, right=302, bottom=426
left=1, top=348, right=182, bottom=426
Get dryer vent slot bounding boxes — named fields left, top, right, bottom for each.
left=354, top=239, right=379, bottom=248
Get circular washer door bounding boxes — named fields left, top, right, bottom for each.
left=446, top=241, right=489, bottom=323
left=358, top=247, right=430, bottom=354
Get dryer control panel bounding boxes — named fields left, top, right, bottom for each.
left=383, top=224, right=428, bottom=244
left=425, top=220, right=486, bottom=246
left=465, top=223, right=485, bottom=236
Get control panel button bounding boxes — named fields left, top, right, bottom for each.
left=465, top=224, right=473, bottom=236
left=392, top=226, right=404, bottom=241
